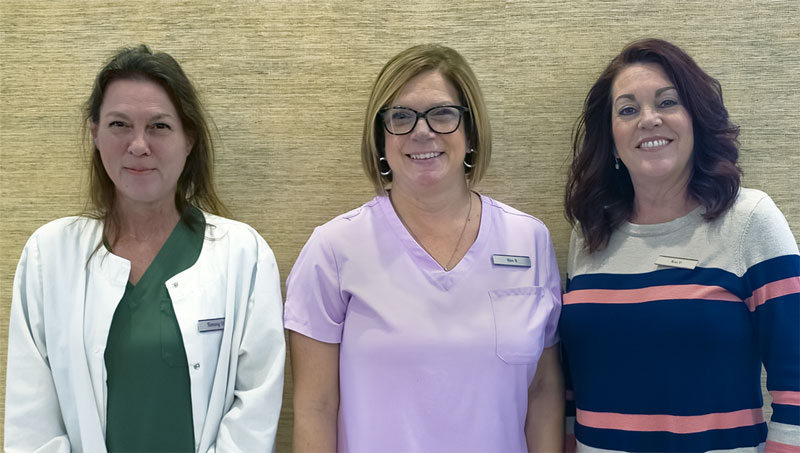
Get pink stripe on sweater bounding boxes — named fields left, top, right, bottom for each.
left=564, top=284, right=740, bottom=305
left=576, top=408, right=764, bottom=434
left=770, top=390, right=800, bottom=406
left=745, top=276, right=800, bottom=312
left=765, top=440, right=800, bottom=453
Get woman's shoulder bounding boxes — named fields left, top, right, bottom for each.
left=13, top=216, right=105, bottom=268
left=307, top=196, right=385, bottom=239
left=201, top=211, right=272, bottom=251
left=202, top=211, right=256, bottom=233
left=719, top=187, right=788, bottom=231
left=714, top=187, right=798, bottom=268
left=27, top=216, right=103, bottom=246
left=482, top=195, right=550, bottom=233
left=729, top=187, right=771, bottom=214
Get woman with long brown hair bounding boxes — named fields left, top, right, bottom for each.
left=5, top=45, right=285, bottom=452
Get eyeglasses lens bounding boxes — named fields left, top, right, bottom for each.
left=383, top=106, right=462, bottom=135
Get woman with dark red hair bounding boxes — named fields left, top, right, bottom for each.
left=562, top=38, right=799, bottom=452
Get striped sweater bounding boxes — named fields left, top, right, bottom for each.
left=561, top=188, right=800, bottom=452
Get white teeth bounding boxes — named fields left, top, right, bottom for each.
left=409, top=152, right=441, bottom=160
left=640, top=139, right=670, bottom=149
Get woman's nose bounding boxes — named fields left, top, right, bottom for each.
left=127, top=130, right=151, bottom=156
left=638, top=106, right=663, bottom=129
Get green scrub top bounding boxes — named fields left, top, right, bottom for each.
left=104, top=207, right=205, bottom=452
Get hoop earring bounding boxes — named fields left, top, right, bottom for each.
left=463, top=148, right=475, bottom=169
left=379, top=156, right=392, bottom=176
left=614, top=157, right=620, bottom=170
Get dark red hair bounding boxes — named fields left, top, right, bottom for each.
left=565, top=38, right=741, bottom=253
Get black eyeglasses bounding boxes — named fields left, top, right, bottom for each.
left=379, top=105, right=469, bottom=135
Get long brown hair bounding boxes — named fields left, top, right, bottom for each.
left=83, top=44, right=230, bottom=240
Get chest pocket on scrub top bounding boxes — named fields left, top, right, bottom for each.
left=489, top=286, right=552, bottom=365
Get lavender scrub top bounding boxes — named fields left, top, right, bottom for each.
left=284, top=194, right=562, bottom=452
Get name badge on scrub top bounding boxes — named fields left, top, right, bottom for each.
left=198, top=317, right=225, bottom=332
left=492, top=254, right=532, bottom=268
left=654, top=255, right=698, bottom=270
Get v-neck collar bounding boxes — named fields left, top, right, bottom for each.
left=105, top=209, right=203, bottom=300
left=127, top=218, right=184, bottom=296
left=377, top=192, right=490, bottom=291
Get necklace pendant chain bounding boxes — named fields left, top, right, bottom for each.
left=442, top=192, right=473, bottom=271
left=392, top=191, right=474, bottom=273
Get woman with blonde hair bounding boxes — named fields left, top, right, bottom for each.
left=286, top=44, right=564, bottom=452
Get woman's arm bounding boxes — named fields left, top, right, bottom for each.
left=5, top=236, right=71, bottom=452
left=290, top=331, right=340, bottom=452
left=214, top=243, right=286, bottom=452
left=741, top=196, right=800, bottom=452
left=525, top=345, right=565, bottom=452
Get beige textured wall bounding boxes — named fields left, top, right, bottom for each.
left=1, top=0, right=798, bottom=449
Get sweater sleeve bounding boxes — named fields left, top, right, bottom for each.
left=739, top=195, right=800, bottom=452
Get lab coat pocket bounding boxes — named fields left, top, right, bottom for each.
left=489, top=286, right=550, bottom=365
left=160, top=298, right=189, bottom=367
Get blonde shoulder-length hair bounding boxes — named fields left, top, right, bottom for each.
left=361, top=44, right=492, bottom=195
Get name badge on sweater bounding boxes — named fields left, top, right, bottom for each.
left=198, top=317, right=225, bottom=332
left=492, top=254, right=532, bottom=267
left=655, top=255, right=698, bottom=270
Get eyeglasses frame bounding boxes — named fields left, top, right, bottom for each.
left=379, top=105, right=470, bottom=136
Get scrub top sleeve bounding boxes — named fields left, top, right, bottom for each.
left=5, top=234, right=71, bottom=452
left=215, top=237, right=286, bottom=452
left=284, top=226, right=348, bottom=343
left=542, top=229, right=562, bottom=348
left=740, top=196, right=800, bottom=451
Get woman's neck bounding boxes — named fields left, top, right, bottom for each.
left=111, top=197, right=181, bottom=243
left=389, top=182, right=472, bottom=223
left=631, top=183, right=698, bottom=225
left=388, top=182, right=479, bottom=272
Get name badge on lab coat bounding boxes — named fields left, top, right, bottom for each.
left=492, top=254, right=532, bottom=267
left=198, top=317, right=225, bottom=332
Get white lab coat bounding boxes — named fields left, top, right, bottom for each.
left=5, top=213, right=286, bottom=452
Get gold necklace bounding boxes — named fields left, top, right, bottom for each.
left=393, top=192, right=473, bottom=272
